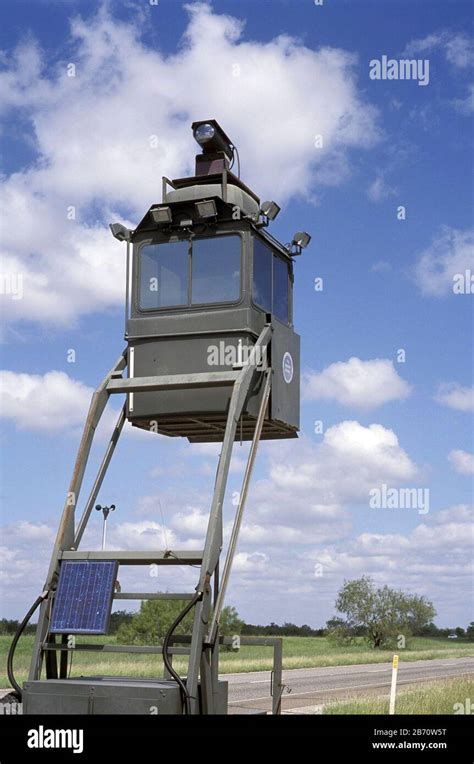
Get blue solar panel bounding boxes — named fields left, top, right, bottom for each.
left=50, top=560, right=118, bottom=635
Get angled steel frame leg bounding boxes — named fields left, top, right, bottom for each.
left=186, top=325, right=272, bottom=714
left=74, top=405, right=126, bottom=548
left=207, top=367, right=272, bottom=646
left=28, top=352, right=127, bottom=681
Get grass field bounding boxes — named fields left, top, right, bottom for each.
left=1, top=635, right=473, bottom=689
left=324, top=677, right=474, bottom=714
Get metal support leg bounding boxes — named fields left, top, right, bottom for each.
left=186, top=325, right=272, bottom=714
left=207, top=368, right=272, bottom=645
left=272, top=638, right=283, bottom=715
left=29, top=352, right=127, bottom=681
left=199, top=650, right=213, bottom=714
left=211, top=563, right=220, bottom=698
left=74, top=405, right=126, bottom=548
left=45, top=351, right=126, bottom=586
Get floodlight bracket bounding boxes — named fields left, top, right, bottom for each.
left=109, top=223, right=132, bottom=242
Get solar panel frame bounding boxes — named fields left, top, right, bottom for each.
left=50, top=560, right=119, bottom=635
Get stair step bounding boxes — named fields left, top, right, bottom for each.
left=113, top=592, right=194, bottom=600
left=60, top=550, right=203, bottom=565
left=107, top=370, right=239, bottom=394
left=43, top=643, right=190, bottom=656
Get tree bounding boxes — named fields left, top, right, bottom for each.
left=405, top=595, right=438, bottom=636
left=108, top=610, right=134, bottom=634
left=417, top=621, right=439, bottom=637
left=325, top=618, right=347, bottom=632
left=335, top=576, right=436, bottom=649
left=325, top=617, right=353, bottom=645
left=0, top=618, right=36, bottom=636
left=466, top=622, right=474, bottom=640
left=117, top=598, right=193, bottom=644
left=117, top=597, right=242, bottom=645
left=218, top=606, right=244, bottom=636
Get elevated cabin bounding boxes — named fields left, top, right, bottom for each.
left=123, top=121, right=303, bottom=442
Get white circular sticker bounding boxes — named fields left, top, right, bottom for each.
left=282, top=352, right=294, bottom=384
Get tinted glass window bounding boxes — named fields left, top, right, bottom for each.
left=139, top=236, right=241, bottom=309
left=273, top=255, right=289, bottom=323
left=140, top=241, right=189, bottom=308
left=191, top=236, right=241, bottom=304
left=253, top=238, right=272, bottom=313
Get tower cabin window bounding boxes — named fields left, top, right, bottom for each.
left=252, top=237, right=290, bottom=324
left=139, top=235, right=241, bottom=310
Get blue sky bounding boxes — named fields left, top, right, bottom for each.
left=0, top=0, right=473, bottom=628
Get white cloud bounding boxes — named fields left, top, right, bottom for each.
left=3, top=521, right=55, bottom=544
left=249, top=424, right=419, bottom=534
left=413, top=227, right=474, bottom=297
left=404, top=31, right=474, bottom=68
left=171, top=507, right=210, bottom=537
left=445, top=34, right=474, bottom=68
left=107, top=521, right=177, bottom=551
left=125, top=421, right=419, bottom=554
left=448, top=449, right=474, bottom=475
left=239, top=517, right=349, bottom=546
left=0, top=2, right=379, bottom=329
left=233, top=552, right=268, bottom=572
left=403, top=33, right=474, bottom=118
left=367, top=174, right=397, bottom=202
left=434, top=503, right=472, bottom=524
left=446, top=34, right=474, bottom=69
left=309, top=505, right=473, bottom=611
left=410, top=505, right=474, bottom=554
left=403, top=32, right=445, bottom=56
left=182, top=441, right=251, bottom=475
left=454, top=83, right=474, bottom=114
left=0, top=368, right=156, bottom=439
left=435, top=382, right=474, bottom=412
left=302, top=357, right=412, bottom=409
left=0, top=369, right=95, bottom=432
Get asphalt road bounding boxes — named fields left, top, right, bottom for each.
left=1, top=656, right=471, bottom=713
left=225, top=656, right=474, bottom=714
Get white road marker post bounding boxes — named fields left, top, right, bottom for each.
left=389, top=654, right=399, bottom=715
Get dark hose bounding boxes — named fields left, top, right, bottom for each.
left=162, top=592, right=202, bottom=715
left=7, top=595, right=45, bottom=700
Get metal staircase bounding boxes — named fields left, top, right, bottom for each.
left=26, top=324, right=283, bottom=714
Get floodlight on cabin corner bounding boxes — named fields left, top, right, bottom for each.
left=192, top=120, right=234, bottom=161
left=260, top=201, right=281, bottom=222
left=109, top=222, right=131, bottom=242
left=195, top=199, right=218, bottom=220
left=290, top=231, right=311, bottom=255
left=151, top=206, right=172, bottom=225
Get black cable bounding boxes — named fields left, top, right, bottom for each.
left=60, top=634, right=69, bottom=678
left=7, top=594, right=45, bottom=700
left=68, top=645, right=74, bottom=678
left=165, top=551, right=201, bottom=569
left=162, top=591, right=202, bottom=715
left=230, top=145, right=241, bottom=178
left=234, top=146, right=241, bottom=178
left=45, top=634, right=58, bottom=679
